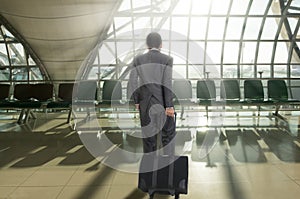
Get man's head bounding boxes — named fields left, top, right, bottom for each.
left=146, top=32, right=162, bottom=49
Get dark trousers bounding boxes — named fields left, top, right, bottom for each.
left=139, top=102, right=176, bottom=155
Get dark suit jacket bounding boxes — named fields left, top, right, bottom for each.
left=129, top=49, right=174, bottom=112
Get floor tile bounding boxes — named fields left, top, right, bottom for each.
left=57, top=185, right=109, bottom=199
left=8, top=186, right=63, bottom=199
left=0, top=169, right=37, bottom=186
left=275, top=163, right=300, bottom=180
left=21, top=167, right=76, bottom=186
left=106, top=185, right=148, bottom=199
left=67, top=165, right=116, bottom=186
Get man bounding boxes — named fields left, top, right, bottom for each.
left=129, top=32, right=176, bottom=155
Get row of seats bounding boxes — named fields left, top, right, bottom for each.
left=0, top=81, right=122, bottom=123
left=0, top=79, right=299, bottom=123
left=0, top=79, right=299, bottom=108
left=173, top=79, right=300, bottom=119
left=174, top=79, right=299, bottom=105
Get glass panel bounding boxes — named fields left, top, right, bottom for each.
left=241, top=42, right=256, bottom=64
left=171, top=41, right=187, bottom=64
left=0, top=44, right=9, bottom=66
left=134, top=17, right=151, bottom=31
left=207, top=17, right=226, bottom=40
left=291, top=64, right=300, bottom=77
left=2, top=27, right=14, bottom=40
left=244, top=18, right=263, bottom=39
left=161, top=18, right=171, bottom=36
left=291, top=46, right=300, bottom=64
left=117, top=42, right=133, bottom=61
left=28, top=55, right=36, bottom=66
left=249, top=0, right=269, bottom=15
left=274, top=65, right=287, bottom=78
left=190, top=17, right=207, bottom=40
left=211, top=0, right=230, bottom=15
left=30, top=67, right=43, bottom=80
left=257, top=65, right=270, bottom=78
left=274, top=42, right=288, bottom=63
left=100, top=42, right=116, bottom=64
left=118, top=0, right=131, bottom=12
left=173, top=0, right=191, bottom=15
left=206, top=42, right=222, bottom=64
left=188, top=65, right=203, bottom=79
left=191, top=0, right=210, bottom=15
left=230, top=0, right=249, bottom=15
left=241, top=64, right=254, bottom=78
left=257, top=42, right=273, bottom=63
left=223, top=42, right=239, bottom=64
left=226, top=18, right=244, bottom=40
left=188, top=41, right=205, bottom=65
left=0, top=68, right=10, bottom=81
left=161, top=41, right=170, bottom=54
left=261, top=18, right=279, bottom=39
left=171, top=17, right=188, bottom=39
left=223, top=65, right=238, bottom=78
left=114, top=17, right=132, bottom=38
left=101, top=66, right=115, bottom=80
left=205, top=65, right=220, bottom=78
left=8, top=43, right=26, bottom=66
left=290, top=0, right=300, bottom=14
left=132, top=0, right=151, bottom=13
left=12, top=68, right=28, bottom=81
left=173, top=64, right=187, bottom=79
left=288, top=17, right=298, bottom=34
left=152, top=17, right=164, bottom=29
left=154, top=0, right=171, bottom=13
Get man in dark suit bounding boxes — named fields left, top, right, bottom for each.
left=129, top=32, right=175, bottom=155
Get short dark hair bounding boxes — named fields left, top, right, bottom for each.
left=146, top=32, right=162, bottom=49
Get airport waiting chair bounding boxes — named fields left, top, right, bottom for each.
left=267, top=79, right=289, bottom=102
left=0, top=84, right=11, bottom=108
left=0, top=84, right=10, bottom=100
left=220, top=79, right=241, bottom=104
left=12, top=84, right=53, bottom=123
left=173, top=79, right=193, bottom=119
left=267, top=79, right=300, bottom=116
left=32, top=83, right=54, bottom=102
left=244, top=80, right=265, bottom=102
left=74, top=80, right=97, bottom=102
left=197, top=79, right=216, bottom=103
left=173, top=79, right=193, bottom=104
left=72, top=80, right=98, bottom=124
left=243, top=79, right=267, bottom=114
left=47, top=83, right=75, bottom=123
left=98, top=80, right=123, bottom=106
left=197, top=79, right=217, bottom=116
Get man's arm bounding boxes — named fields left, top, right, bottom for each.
left=128, top=58, right=140, bottom=109
left=162, top=57, right=174, bottom=116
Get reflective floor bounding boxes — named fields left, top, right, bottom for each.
left=0, top=108, right=300, bottom=199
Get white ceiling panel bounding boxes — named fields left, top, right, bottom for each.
left=0, top=0, right=121, bottom=80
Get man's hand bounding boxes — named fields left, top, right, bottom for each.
left=135, top=104, right=140, bottom=110
left=165, top=107, right=175, bottom=117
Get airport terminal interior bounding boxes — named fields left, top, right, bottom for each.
left=1, top=0, right=300, bottom=198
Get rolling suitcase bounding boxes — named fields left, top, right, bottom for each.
left=138, top=154, right=188, bottom=199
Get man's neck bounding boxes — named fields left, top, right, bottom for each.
left=149, top=48, right=160, bottom=51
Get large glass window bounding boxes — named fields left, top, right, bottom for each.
left=85, top=0, right=300, bottom=88
left=0, top=24, right=44, bottom=82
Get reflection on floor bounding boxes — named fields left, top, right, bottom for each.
left=0, top=110, right=300, bottom=199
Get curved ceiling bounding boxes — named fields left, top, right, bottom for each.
left=0, top=0, right=121, bottom=80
